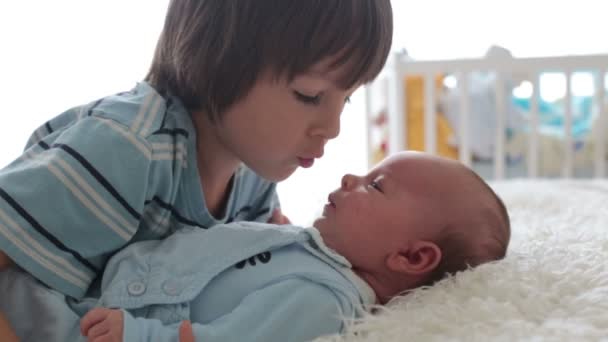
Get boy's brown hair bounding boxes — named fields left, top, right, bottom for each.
left=146, top=0, right=393, bottom=121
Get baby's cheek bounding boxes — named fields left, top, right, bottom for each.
left=349, top=200, right=368, bottom=220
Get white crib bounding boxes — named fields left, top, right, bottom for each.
left=365, top=51, right=608, bottom=179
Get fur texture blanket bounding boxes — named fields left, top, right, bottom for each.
left=318, top=179, right=608, bottom=341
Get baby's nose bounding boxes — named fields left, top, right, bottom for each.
left=341, top=174, right=357, bottom=190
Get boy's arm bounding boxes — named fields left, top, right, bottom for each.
left=0, top=310, right=18, bottom=342
left=0, top=251, right=13, bottom=270
left=0, top=117, right=152, bottom=299
left=86, top=278, right=348, bottom=342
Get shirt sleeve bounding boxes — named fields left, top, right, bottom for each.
left=0, top=116, right=152, bottom=299
left=122, top=278, right=349, bottom=342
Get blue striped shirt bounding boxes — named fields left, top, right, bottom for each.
left=0, top=82, right=279, bottom=299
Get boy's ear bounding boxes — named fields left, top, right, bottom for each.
left=386, top=241, right=442, bottom=276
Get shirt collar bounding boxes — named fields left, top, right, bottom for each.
left=301, top=227, right=377, bottom=306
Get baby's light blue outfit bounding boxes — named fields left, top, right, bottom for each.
left=0, top=222, right=375, bottom=342
left=0, top=82, right=278, bottom=299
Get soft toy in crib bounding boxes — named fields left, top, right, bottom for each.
left=506, top=94, right=606, bottom=176
left=0, top=152, right=510, bottom=342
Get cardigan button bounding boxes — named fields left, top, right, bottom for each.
left=162, top=280, right=182, bottom=296
left=127, top=281, right=146, bottom=296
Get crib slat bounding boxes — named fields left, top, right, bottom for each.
left=494, top=73, right=506, bottom=180
left=387, top=54, right=406, bottom=154
left=424, top=73, right=437, bottom=155
left=595, top=71, right=606, bottom=178
left=458, top=72, right=472, bottom=167
left=564, top=71, right=574, bottom=178
left=529, top=75, right=540, bottom=178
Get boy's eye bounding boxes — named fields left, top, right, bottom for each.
left=344, top=96, right=351, bottom=104
left=293, top=91, right=321, bottom=105
left=369, top=181, right=382, bottom=192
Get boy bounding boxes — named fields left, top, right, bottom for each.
left=0, top=0, right=393, bottom=299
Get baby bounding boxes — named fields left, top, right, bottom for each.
left=0, top=152, right=510, bottom=341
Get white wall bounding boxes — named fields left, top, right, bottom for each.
left=0, top=1, right=167, bottom=166
left=391, top=0, right=606, bottom=59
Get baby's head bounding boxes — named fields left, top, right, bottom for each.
left=314, top=151, right=510, bottom=303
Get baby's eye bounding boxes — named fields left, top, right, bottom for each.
left=369, top=181, right=382, bottom=192
left=344, top=96, right=351, bottom=104
left=293, top=91, right=321, bottom=105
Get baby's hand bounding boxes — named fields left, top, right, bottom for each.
left=179, top=320, right=196, bottom=342
left=269, top=208, right=291, bottom=225
left=80, top=307, right=124, bottom=342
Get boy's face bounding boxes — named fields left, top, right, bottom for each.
left=214, top=59, right=358, bottom=182
left=314, top=152, right=470, bottom=271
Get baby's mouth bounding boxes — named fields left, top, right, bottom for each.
left=327, top=195, right=336, bottom=208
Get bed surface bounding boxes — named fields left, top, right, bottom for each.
left=318, top=179, right=608, bottom=341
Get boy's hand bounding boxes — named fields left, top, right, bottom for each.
left=0, top=310, right=18, bottom=342
left=269, top=208, right=291, bottom=225
left=80, top=308, right=123, bottom=342
left=0, top=251, right=14, bottom=270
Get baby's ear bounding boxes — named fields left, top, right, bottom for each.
left=386, top=241, right=442, bottom=276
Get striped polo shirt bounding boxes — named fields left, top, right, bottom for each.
left=0, top=82, right=279, bottom=299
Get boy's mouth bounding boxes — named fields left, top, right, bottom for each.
left=298, top=157, right=314, bottom=168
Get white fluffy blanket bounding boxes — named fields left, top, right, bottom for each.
left=318, top=179, right=608, bottom=341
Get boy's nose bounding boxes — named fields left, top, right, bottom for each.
left=310, top=108, right=341, bottom=140
left=323, top=111, right=340, bottom=140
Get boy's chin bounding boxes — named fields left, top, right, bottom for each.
left=252, top=164, right=298, bottom=183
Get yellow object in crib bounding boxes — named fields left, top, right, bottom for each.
left=404, top=75, right=458, bottom=160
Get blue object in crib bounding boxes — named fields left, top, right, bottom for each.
left=512, top=95, right=594, bottom=139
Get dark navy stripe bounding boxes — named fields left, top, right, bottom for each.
left=52, top=144, right=141, bottom=221
left=86, top=98, right=104, bottom=116
left=226, top=205, right=255, bottom=223
left=38, top=141, right=50, bottom=150
left=147, top=197, right=207, bottom=229
left=151, top=128, right=189, bottom=138
left=45, top=122, right=53, bottom=134
left=159, top=98, right=172, bottom=129
left=236, top=206, right=252, bottom=215
left=0, top=187, right=98, bottom=274
left=254, top=207, right=271, bottom=218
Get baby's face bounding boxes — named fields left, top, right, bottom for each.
left=314, top=152, right=470, bottom=270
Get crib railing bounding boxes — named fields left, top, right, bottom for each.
left=366, top=52, right=608, bottom=179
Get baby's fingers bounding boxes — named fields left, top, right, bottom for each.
left=80, top=307, right=111, bottom=336
left=85, top=320, right=110, bottom=341
left=179, top=320, right=195, bottom=342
